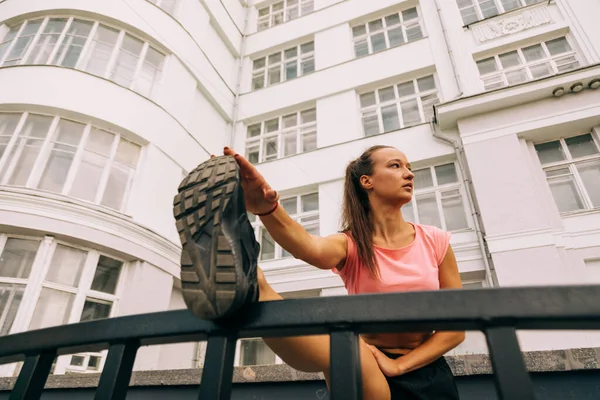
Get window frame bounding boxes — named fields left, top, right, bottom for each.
left=257, top=0, right=315, bottom=31
left=251, top=41, right=315, bottom=91
left=476, top=36, right=581, bottom=91
left=402, top=162, right=472, bottom=233
left=244, top=108, right=317, bottom=163
left=457, top=0, right=546, bottom=26
left=0, top=16, right=167, bottom=98
left=0, top=234, right=128, bottom=375
left=148, top=0, right=180, bottom=16
left=0, top=111, right=142, bottom=213
left=351, top=6, right=424, bottom=58
left=534, top=132, right=600, bottom=214
left=359, top=75, right=440, bottom=136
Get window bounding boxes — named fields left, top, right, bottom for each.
left=403, top=163, right=469, bottom=231
left=457, top=0, right=545, bottom=25
left=252, top=42, right=315, bottom=90
left=0, top=17, right=166, bottom=97
left=535, top=133, right=600, bottom=213
left=476, top=37, right=580, bottom=90
left=0, top=235, right=124, bottom=375
left=0, top=112, right=141, bottom=212
left=249, top=192, right=319, bottom=261
left=148, top=0, right=179, bottom=15
left=245, top=108, right=316, bottom=163
left=352, top=7, right=423, bottom=58
left=360, top=75, right=439, bottom=136
left=257, top=0, right=314, bottom=31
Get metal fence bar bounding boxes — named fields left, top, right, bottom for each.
left=94, top=341, right=140, bottom=400
left=9, top=351, right=55, bottom=400
left=485, top=327, right=536, bottom=400
left=329, top=330, right=362, bottom=400
left=197, top=335, right=237, bottom=400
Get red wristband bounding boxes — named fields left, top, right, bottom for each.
left=256, top=202, right=279, bottom=217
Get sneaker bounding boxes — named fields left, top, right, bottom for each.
left=173, top=155, right=260, bottom=320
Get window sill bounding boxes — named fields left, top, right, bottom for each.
left=560, top=208, right=600, bottom=219
left=462, top=1, right=548, bottom=29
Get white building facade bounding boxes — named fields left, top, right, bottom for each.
left=0, top=0, right=599, bottom=374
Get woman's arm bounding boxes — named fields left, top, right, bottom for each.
left=260, top=206, right=348, bottom=270
left=369, top=245, right=465, bottom=376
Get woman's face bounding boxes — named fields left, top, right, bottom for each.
left=360, top=147, right=415, bottom=206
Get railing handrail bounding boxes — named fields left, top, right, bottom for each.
left=1, top=285, right=600, bottom=364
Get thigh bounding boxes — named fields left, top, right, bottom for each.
left=387, top=358, right=460, bottom=400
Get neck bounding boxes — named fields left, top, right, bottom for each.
left=369, top=199, right=411, bottom=241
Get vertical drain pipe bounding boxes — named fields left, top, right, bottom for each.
left=227, top=1, right=252, bottom=148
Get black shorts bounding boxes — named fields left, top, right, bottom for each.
left=382, top=351, right=460, bottom=400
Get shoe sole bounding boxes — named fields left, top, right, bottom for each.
left=173, top=156, right=256, bottom=320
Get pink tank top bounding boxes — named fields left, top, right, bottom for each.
left=333, top=223, right=451, bottom=295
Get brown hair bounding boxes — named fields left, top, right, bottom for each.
left=341, top=145, right=393, bottom=278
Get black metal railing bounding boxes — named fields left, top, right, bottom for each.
left=1, top=285, right=600, bottom=400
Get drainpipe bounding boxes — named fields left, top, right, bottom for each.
left=227, top=2, right=252, bottom=147
left=432, top=0, right=463, bottom=97
left=430, top=120, right=498, bottom=288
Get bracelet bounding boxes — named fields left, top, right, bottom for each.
left=256, top=202, right=279, bottom=217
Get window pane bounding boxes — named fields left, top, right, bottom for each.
left=263, top=137, right=278, bottom=161
left=388, top=27, right=404, bottom=47
left=284, top=47, right=297, bottom=59
left=402, top=201, right=415, bottom=223
left=385, top=14, right=401, bottom=26
left=0, top=283, right=25, bottom=336
left=417, top=76, right=436, bottom=92
left=253, top=57, right=265, bottom=70
left=522, top=44, right=545, bottom=62
left=45, top=245, right=87, bottom=287
left=80, top=299, right=112, bottom=322
left=400, top=99, right=421, bottom=126
left=381, top=105, right=400, bottom=132
left=546, top=173, right=584, bottom=212
left=397, top=81, right=415, bottom=97
left=302, top=131, right=317, bottom=152
left=354, top=38, right=369, bottom=57
left=260, top=228, right=275, bottom=260
left=577, top=161, right=600, bottom=207
left=0, top=25, right=20, bottom=62
left=252, top=73, right=265, bottom=90
left=458, top=0, right=479, bottom=25
left=565, top=134, right=598, bottom=159
left=0, top=238, right=39, bottom=279
left=402, top=8, right=419, bottom=21
left=362, top=113, right=379, bottom=136
left=352, top=25, right=366, bottom=37
left=246, top=145, right=259, bottom=164
left=3, top=20, right=42, bottom=66
left=414, top=168, right=433, bottom=189
left=281, top=198, right=297, bottom=215
left=110, top=34, right=144, bottom=88
left=501, top=0, right=521, bottom=11
left=546, top=37, right=571, bottom=56
left=477, top=58, right=497, bottom=74
left=70, top=128, right=114, bottom=202
left=360, top=92, right=376, bottom=107
left=378, top=87, right=396, bottom=103
left=535, top=141, right=565, bottom=164
left=114, top=139, right=140, bottom=167
left=265, top=119, right=279, bottom=133
left=499, top=51, right=521, bottom=68
left=301, top=193, right=319, bottom=212
left=84, top=25, right=119, bottom=76
left=29, top=288, right=75, bottom=330
left=38, top=120, right=85, bottom=193
left=529, top=62, right=552, bottom=79
left=370, top=33, right=387, bottom=53
left=282, top=131, right=296, bottom=156
left=135, top=47, right=165, bottom=97
left=247, top=124, right=261, bottom=138
left=368, top=19, right=384, bottom=32
left=285, top=61, right=297, bottom=80
left=240, top=339, right=276, bottom=366
left=442, top=190, right=468, bottom=231
left=505, top=69, right=528, bottom=85
left=435, top=163, right=459, bottom=185
left=301, top=109, right=316, bottom=123
left=416, top=193, right=442, bottom=228
left=479, top=0, right=499, bottom=18
left=53, top=19, right=93, bottom=68
left=301, top=58, right=314, bottom=74
left=268, top=67, right=281, bottom=85
left=90, top=255, right=122, bottom=294
left=101, top=165, right=132, bottom=210
left=405, top=21, right=423, bottom=41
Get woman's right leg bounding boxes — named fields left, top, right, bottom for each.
left=256, top=269, right=391, bottom=400
left=174, top=156, right=390, bottom=400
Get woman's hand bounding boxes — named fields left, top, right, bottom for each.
left=221, top=147, right=279, bottom=215
left=367, top=345, right=407, bottom=377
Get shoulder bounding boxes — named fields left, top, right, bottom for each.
left=413, top=223, right=452, bottom=264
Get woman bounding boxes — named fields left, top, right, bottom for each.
left=174, top=145, right=464, bottom=400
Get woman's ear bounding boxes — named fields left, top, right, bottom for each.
left=359, top=175, right=373, bottom=190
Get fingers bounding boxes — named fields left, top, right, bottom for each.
left=225, top=147, right=259, bottom=178
left=264, top=188, right=279, bottom=203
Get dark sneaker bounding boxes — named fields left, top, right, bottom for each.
left=173, top=155, right=260, bottom=320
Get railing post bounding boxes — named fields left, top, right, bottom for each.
left=485, top=326, right=536, bottom=400
left=9, top=351, right=56, bottom=400
left=198, top=334, right=237, bottom=400
left=94, top=341, right=140, bottom=400
left=329, top=329, right=362, bottom=400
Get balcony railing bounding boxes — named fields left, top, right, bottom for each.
left=1, top=285, right=600, bottom=400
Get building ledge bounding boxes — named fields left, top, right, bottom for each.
left=435, top=64, right=600, bottom=130
left=0, top=347, right=598, bottom=391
